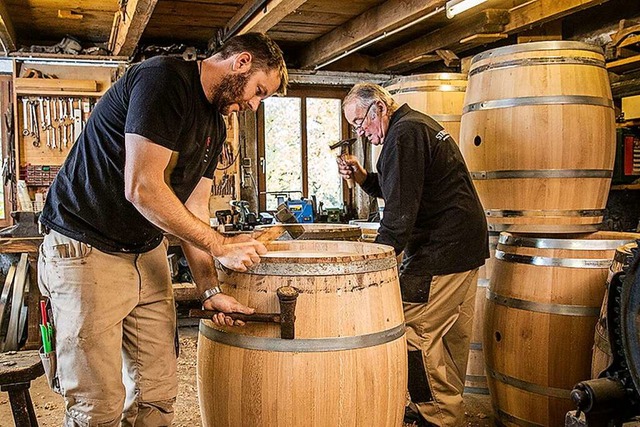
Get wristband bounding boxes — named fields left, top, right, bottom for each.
left=200, top=286, right=223, bottom=305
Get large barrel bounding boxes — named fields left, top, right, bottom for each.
left=197, top=240, right=407, bottom=427
left=460, top=41, right=615, bottom=233
left=384, top=73, right=467, bottom=144
left=485, top=232, right=640, bottom=427
left=465, top=231, right=499, bottom=395
left=591, top=241, right=639, bottom=378
left=254, top=223, right=361, bottom=241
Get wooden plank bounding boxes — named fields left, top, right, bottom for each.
left=24, top=254, right=41, bottom=350
left=109, top=0, right=158, bottom=57
left=298, top=0, right=446, bottom=70
left=504, top=0, right=609, bottom=34
left=0, top=0, right=17, bottom=52
left=376, top=9, right=508, bottom=72
left=0, top=237, right=42, bottom=253
left=173, top=282, right=198, bottom=302
left=236, top=0, right=308, bottom=35
left=15, top=78, right=98, bottom=92
left=436, top=49, right=460, bottom=67
left=620, top=34, right=640, bottom=50
left=607, top=55, right=640, bottom=74
left=460, top=33, right=508, bottom=44
left=225, top=0, right=267, bottom=35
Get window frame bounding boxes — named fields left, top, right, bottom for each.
left=257, top=86, right=350, bottom=212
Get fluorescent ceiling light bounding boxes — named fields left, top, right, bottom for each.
left=446, top=0, right=489, bottom=18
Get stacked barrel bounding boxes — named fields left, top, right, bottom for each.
left=458, top=40, right=639, bottom=426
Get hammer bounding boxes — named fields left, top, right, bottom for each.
left=329, top=137, right=357, bottom=189
left=189, top=286, right=299, bottom=339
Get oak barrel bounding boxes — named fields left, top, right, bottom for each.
left=591, top=241, right=639, bottom=378
left=385, top=73, right=467, bottom=144
left=197, top=240, right=407, bottom=427
left=459, top=41, right=615, bottom=233
left=485, top=232, right=640, bottom=427
left=254, top=223, right=361, bottom=241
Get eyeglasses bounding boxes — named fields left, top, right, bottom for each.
left=352, top=103, right=376, bottom=134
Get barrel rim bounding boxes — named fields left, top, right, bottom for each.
left=471, top=41, right=604, bottom=64
left=498, top=232, right=640, bottom=250
left=260, top=240, right=395, bottom=263
left=254, top=223, right=361, bottom=232
left=348, top=220, right=381, bottom=230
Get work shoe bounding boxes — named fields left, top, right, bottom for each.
left=404, top=405, right=435, bottom=426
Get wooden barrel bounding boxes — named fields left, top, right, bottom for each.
left=484, top=232, right=640, bottom=427
left=591, top=241, right=639, bottom=378
left=348, top=220, right=380, bottom=242
left=465, top=231, right=499, bottom=395
left=384, top=73, right=467, bottom=144
left=254, top=223, right=361, bottom=241
left=197, top=240, right=407, bottom=427
left=459, top=41, right=615, bottom=233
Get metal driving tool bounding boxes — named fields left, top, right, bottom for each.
left=21, top=98, right=29, bottom=136
left=329, top=137, right=357, bottom=188
left=189, top=286, right=299, bottom=339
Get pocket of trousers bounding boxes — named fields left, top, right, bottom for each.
left=39, top=348, right=62, bottom=394
left=400, top=273, right=433, bottom=303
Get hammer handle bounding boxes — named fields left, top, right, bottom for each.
left=189, top=309, right=281, bottom=324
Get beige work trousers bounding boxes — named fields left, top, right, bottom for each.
left=404, top=269, right=478, bottom=427
left=38, top=229, right=178, bottom=427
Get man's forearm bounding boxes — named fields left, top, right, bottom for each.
left=129, top=181, right=223, bottom=256
left=181, top=242, right=220, bottom=295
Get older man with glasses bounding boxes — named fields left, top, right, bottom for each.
left=338, top=83, right=489, bottom=427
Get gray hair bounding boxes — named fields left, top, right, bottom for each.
left=343, top=83, right=399, bottom=113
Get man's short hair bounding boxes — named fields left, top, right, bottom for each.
left=343, top=83, right=398, bottom=113
left=217, top=33, right=288, bottom=95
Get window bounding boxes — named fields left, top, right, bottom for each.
left=258, top=88, right=349, bottom=212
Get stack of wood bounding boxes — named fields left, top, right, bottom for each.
left=607, top=20, right=640, bottom=103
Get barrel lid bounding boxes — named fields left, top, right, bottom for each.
left=471, top=41, right=604, bottom=65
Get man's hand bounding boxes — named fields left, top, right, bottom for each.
left=203, top=293, right=255, bottom=327
left=337, top=154, right=367, bottom=185
left=214, top=233, right=267, bottom=272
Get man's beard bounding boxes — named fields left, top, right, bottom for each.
left=211, top=71, right=252, bottom=114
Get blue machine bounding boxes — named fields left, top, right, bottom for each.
left=286, top=199, right=314, bottom=223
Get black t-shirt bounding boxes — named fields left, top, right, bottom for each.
left=40, top=56, right=224, bottom=253
left=361, top=104, right=489, bottom=276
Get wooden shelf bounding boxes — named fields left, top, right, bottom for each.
left=617, top=119, right=640, bottom=128
left=607, top=54, right=640, bottom=74
left=0, top=237, right=42, bottom=254
left=16, top=89, right=105, bottom=97
left=611, top=184, right=640, bottom=190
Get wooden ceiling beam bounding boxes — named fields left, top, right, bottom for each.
left=298, top=0, right=447, bottom=70
left=109, top=0, right=158, bottom=57
left=504, top=0, right=610, bottom=34
left=0, top=0, right=17, bottom=53
left=376, top=9, right=509, bottom=72
left=225, top=0, right=307, bottom=38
